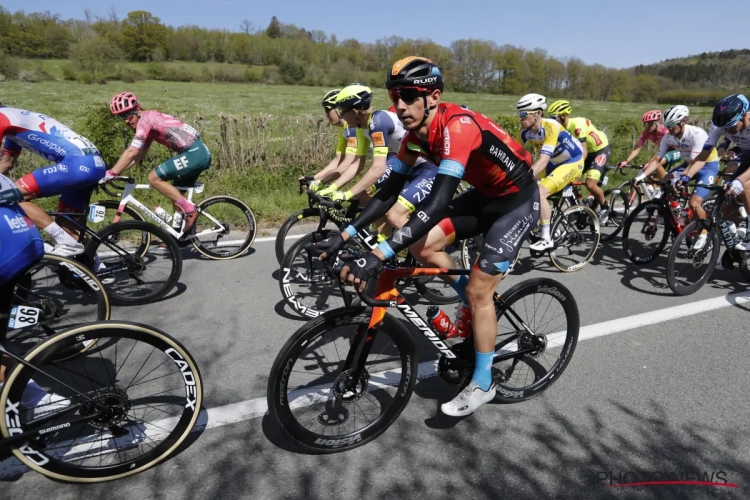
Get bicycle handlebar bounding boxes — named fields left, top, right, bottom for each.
left=306, top=190, right=343, bottom=209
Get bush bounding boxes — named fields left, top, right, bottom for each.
left=61, top=62, right=79, bottom=81
left=278, top=60, right=305, bottom=85
left=17, top=70, right=37, bottom=83
left=0, top=51, right=20, bottom=80
left=494, top=115, right=521, bottom=139
left=71, top=37, right=123, bottom=84
left=78, top=105, right=133, bottom=166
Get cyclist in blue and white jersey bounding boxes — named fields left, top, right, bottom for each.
left=0, top=106, right=106, bottom=256
left=0, top=173, right=69, bottom=415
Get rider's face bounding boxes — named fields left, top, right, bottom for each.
left=391, top=88, right=436, bottom=130
left=325, top=109, right=340, bottom=126
left=667, top=123, right=682, bottom=136
left=725, top=114, right=749, bottom=134
left=519, top=111, right=538, bottom=129
left=644, top=121, right=658, bottom=132
left=123, top=112, right=139, bottom=130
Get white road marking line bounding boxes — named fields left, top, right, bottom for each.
left=2, top=290, right=748, bottom=478
left=254, top=235, right=303, bottom=243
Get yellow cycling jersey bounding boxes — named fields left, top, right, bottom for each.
left=566, top=117, right=609, bottom=153
left=334, top=124, right=368, bottom=156
left=520, top=118, right=584, bottom=167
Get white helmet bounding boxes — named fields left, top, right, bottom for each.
left=517, top=93, right=547, bottom=112
left=663, top=105, right=689, bottom=127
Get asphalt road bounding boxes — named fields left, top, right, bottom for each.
left=2, top=232, right=749, bottom=500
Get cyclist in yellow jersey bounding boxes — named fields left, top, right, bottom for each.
left=517, top=94, right=585, bottom=252
left=547, top=100, right=611, bottom=222
left=303, top=89, right=367, bottom=194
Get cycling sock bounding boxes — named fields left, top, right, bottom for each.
left=541, top=220, right=551, bottom=240
left=472, top=351, right=494, bottom=391
left=449, top=275, right=468, bottom=303
left=43, top=222, right=78, bottom=247
left=176, top=197, right=195, bottom=215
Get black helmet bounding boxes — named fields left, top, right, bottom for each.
left=712, top=94, right=749, bottom=128
left=322, top=89, right=341, bottom=111
left=385, top=57, right=444, bottom=91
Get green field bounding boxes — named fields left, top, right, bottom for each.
left=1, top=79, right=714, bottom=226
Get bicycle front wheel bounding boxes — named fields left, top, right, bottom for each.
left=622, top=201, right=671, bottom=264
left=191, top=195, right=257, bottom=259
left=9, top=255, right=109, bottom=359
left=0, top=321, right=203, bottom=482
left=275, top=208, right=341, bottom=265
left=492, top=277, right=579, bottom=402
left=267, top=307, right=417, bottom=453
left=666, top=220, right=720, bottom=296
left=549, top=205, right=600, bottom=272
left=85, top=220, right=183, bottom=305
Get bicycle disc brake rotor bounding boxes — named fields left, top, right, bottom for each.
left=518, top=332, right=547, bottom=358
left=332, top=369, right=369, bottom=403
left=124, top=254, right=146, bottom=274
left=82, top=386, right=132, bottom=432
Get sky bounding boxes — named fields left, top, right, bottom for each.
left=9, top=0, right=750, bottom=69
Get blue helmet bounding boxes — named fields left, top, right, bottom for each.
left=712, top=94, right=749, bottom=129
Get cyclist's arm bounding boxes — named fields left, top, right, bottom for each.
left=0, top=138, right=21, bottom=174
left=314, top=152, right=344, bottom=181
left=642, top=137, right=670, bottom=177
left=343, top=112, right=395, bottom=196
left=528, top=125, right=555, bottom=176
left=622, top=146, right=642, bottom=165
left=571, top=122, right=588, bottom=160
left=322, top=152, right=365, bottom=187
left=0, top=154, right=16, bottom=175
left=344, top=159, right=410, bottom=235
left=344, top=155, right=387, bottom=197
left=111, top=145, right=149, bottom=174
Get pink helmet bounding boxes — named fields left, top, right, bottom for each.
left=642, top=110, right=662, bottom=123
left=110, top=92, right=139, bottom=115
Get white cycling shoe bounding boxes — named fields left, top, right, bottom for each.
left=692, top=231, right=708, bottom=251
left=45, top=242, right=85, bottom=257
left=529, top=238, right=554, bottom=252
left=441, top=381, right=496, bottom=417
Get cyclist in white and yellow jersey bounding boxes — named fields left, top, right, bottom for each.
left=547, top=100, right=611, bottom=222
left=303, top=89, right=367, bottom=194
left=517, top=93, right=585, bottom=252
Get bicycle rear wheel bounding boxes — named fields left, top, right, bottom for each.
left=492, top=278, right=579, bottom=402
left=549, top=205, right=600, bottom=272
left=84, top=220, right=183, bottom=305
left=275, top=208, right=341, bottom=265
left=191, top=195, right=256, bottom=259
left=666, top=220, right=720, bottom=296
left=9, top=255, right=109, bottom=360
left=0, top=321, right=203, bottom=482
left=267, top=308, right=417, bottom=453
left=622, top=201, right=671, bottom=264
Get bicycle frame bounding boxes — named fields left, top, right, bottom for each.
left=340, top=266, right=540, bottom=389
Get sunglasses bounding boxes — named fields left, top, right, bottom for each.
left=517, top=111, right=538, bottom=118
left=389, top=88, right=427, bottom=105
left=117, top=111, right=137, bottom=121
left=643, top=121, right=658, bottom=127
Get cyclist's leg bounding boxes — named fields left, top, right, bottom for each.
left=442, top=184, right=540, bottom=416
left=689, top=161, right=719, bottom=220
left=534, top=159, right=583, bottom=248
left=583, top=146, right=610, bottom=206
left=386, top=161, right=437, bottom=230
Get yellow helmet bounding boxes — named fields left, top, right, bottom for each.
left=335, top=83, right=373, bottom=111
left=548, top=100, right=572, bottom=117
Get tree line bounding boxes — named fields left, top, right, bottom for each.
left=1, top=8, right=747, bottom=105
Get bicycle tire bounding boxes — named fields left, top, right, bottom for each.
left=279, top=230, right=365, bottom=318
left=622, top=200, right=672, bottom=264
left=267, top=307, right=417, bottom=454
left=666, top=220, right=720, bottom=296
left=275, top=208, right=342, bottom=265
left=492, top=277, right=579, bottom=403
left=191, top=195, right=257, bottom=259
left=10, top=255, right=109, bottom=360
left=616, top=180, right=642, bottom=211
left=84, top=220, right=182, bottom=305
left=549, top=205, right=600, bottom=272
left=0, top=321, right=203, bottom=482
left=600, top=188, right=629, bottom=242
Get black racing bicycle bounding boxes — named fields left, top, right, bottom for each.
left=268, top=256, right=579, bottom=453
left=0, top=275, right=203, bottom=482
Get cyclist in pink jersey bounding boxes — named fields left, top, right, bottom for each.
left=105, top=92, right=212, bottom=233
left=619, top=110, right=671, bottom=176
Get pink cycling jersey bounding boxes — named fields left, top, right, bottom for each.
left=637, top=124, right=668, bottom=148
left=130, top=110, right=200, bottom=153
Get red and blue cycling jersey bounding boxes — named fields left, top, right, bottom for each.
left=0, top=174, right=44, bottom=286
left=0, top=107, right=105, bottom=209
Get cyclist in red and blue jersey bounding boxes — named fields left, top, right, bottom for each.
left=0, top=106, right=106, bottom=256
left=0, top=173, right=69, bottom=415
left=318, top=57, right=538, bottom=417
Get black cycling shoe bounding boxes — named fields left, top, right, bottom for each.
left=721, top=249, right=735, bottom=271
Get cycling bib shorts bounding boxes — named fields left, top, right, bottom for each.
left=155, top=139, right=212, bottom=187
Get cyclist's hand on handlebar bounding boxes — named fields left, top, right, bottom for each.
left=674, top=175, right=690, bottom=189
left=329, top=190, right=353, bottom=202
left=308, top=179, right=323, bottom=193
left=315, top=232, right=347, bottom=260
left=339, top=251, right=384, bottom=293
left=617, top=161, right=628, bottom=169
left=99, top=169, right=117, bottom=185
left=726, top=179, right=744, bottom=196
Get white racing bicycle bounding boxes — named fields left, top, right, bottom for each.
left=97, top=176, right=257, bottom=259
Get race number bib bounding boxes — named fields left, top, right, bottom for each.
left=8, top=306, right=41, bottom=329
left=88, top=204, right=106, bottom=223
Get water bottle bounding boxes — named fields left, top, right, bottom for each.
left=669, top=201, right=681, bottom=221
left=720, top=221, right=736, bottom=248
left=154, top=206, right=172, bottom=223
left=426, top=306, right=453, bottom=339
left=678, top=207, right=690, bottom=228
left=172, top=211, right=183, bottom=229
left=644, top=184, right=655, bottom=199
